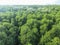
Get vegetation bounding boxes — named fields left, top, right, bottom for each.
left=0, top=5, right=60, bottom=45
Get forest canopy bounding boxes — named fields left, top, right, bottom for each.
left=0, top=5, right=60, bottom=45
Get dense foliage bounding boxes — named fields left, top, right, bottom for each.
left=0, top=5, right=60, bottom=45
